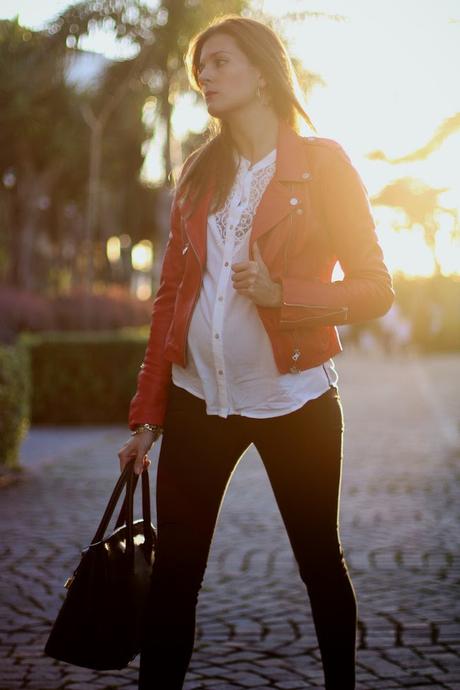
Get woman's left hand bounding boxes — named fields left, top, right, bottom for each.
left=231, top=241, right=283, bottom=307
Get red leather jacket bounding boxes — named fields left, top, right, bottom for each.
left=129, top=119, right=394, bottom=428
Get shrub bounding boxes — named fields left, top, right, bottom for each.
left=0, top=286, right=153, bottom=344
left=0, top=343, right=30, bottom=468
left=51, top=286, right=152, bottom=331
left=0, top=287, right=55, bottom=344
left=20, top=329, right=149, bottom=424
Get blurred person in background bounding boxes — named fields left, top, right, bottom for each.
left=118, top=14, right=394, bottom=690
left=379, top=302, right=413, bottom=355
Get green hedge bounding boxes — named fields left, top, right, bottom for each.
left=0, top=343, right=30, bottom=467
left=19, top=329, right=149, bottom=424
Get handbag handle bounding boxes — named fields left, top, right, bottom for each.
left=88, top=461, right=154, bottom=558
left=119, top=463, right=155, bottom=553
left=114, top=467, right=151, bottom=533
left=115, top=466, right=155, bottom=554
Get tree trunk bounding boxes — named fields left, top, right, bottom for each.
left=10, top=156, right=62, bottom=290
left=83, top=119, right=103, bottom=293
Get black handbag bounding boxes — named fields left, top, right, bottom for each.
left=44, top=459, right=157, bottom=670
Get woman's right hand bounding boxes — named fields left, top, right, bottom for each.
left=118, top=430, right=156, bottom=475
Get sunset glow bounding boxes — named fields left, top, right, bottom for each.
left=3, top=0, right=459, bottom=278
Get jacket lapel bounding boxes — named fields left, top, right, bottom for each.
left=249, top=120, right=312, bottom=252
left=180, top=119, right=312, bottom=267
left=181, top=185, right=213, bottom=268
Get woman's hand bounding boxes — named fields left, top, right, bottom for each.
left=231, top=241, right=282, bottom=307
left=118, top=430, right=156, bottom=475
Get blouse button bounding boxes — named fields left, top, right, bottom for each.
left=290, top=197, right=299, bottom=206
left=301, top=171, right=310, bottom=180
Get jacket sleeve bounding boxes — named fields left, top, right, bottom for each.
left=128, top=194, right=185, bottom=429
left=278, top=141, right=395, bottom=329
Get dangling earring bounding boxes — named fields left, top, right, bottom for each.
left=256, top=83, right=269, bottom=105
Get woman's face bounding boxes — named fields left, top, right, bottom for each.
left=196, top=33, right=264, bottom=117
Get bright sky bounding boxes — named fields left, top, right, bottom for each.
left=2, top=0, right=460, bottom=276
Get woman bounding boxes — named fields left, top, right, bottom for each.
left=118, top=14, right=394, bottom=690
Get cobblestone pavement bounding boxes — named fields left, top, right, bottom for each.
left=0, top=351, right=459, bottom=690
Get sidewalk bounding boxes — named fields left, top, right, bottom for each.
left=0, top=351, right=459, bottom=690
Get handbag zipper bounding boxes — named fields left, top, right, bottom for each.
left=64, top=576, right=75, bottom=589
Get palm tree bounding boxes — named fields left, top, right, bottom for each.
left=369, top=111, right=460, bottom=276
left=0, top=19, right=84, bottom=290
left=371, top=177, right=459, bottom=276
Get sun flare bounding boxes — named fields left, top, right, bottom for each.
left=164, top=1, right=460, bottom=278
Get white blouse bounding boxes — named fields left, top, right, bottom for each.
left=172, top=146, right=338, bottom=418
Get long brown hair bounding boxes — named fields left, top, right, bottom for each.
left=177, top=14, right=317, bottom=217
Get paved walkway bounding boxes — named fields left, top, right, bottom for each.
left=0, top=351, right=459, bottom=690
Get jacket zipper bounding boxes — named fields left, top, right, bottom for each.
left=284, top=188, right=304, bottom=373
left=281, top=173, right=348, bottom=323
left=282, top=301, right=347, bottom=310
left=181, top=227, right=204, bottom=366
left=280, top=305, right=348, bottom=325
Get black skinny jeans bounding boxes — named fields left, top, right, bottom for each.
left=139, top=381, right=358, bottom=690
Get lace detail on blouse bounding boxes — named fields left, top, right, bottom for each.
left=212, top=156, right=276, bottom=246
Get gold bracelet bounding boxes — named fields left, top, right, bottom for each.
left=131, top=423, right=163, bottom=439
